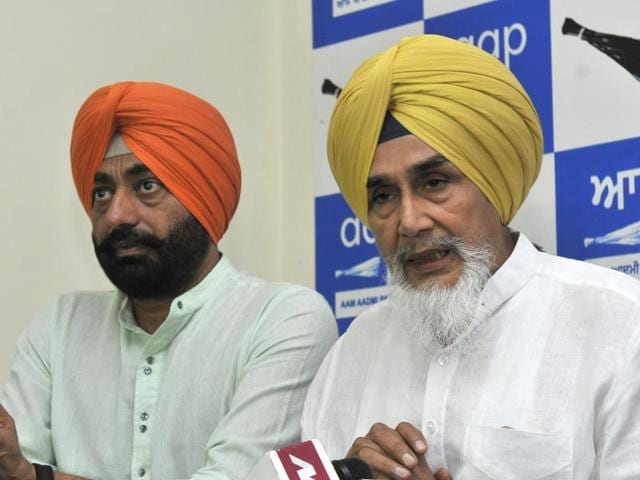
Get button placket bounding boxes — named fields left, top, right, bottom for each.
left=130, top=352, right=164, bottom=480
left=422, top=352, right=460, bottom=468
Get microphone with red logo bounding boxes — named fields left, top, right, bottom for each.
left=244, top=439, right=372, bottom=480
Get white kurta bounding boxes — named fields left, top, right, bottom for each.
left=302, top=234, right=640, bottom=479
left=2, top=256, right=337, bottom=480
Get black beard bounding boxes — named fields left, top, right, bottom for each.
left=93, top=215, right=211, bottom=299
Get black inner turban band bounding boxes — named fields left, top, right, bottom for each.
left=377, top=111, right=412, bottom=144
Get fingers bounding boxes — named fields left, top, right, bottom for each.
left=394, top=424, right=434, bottom=480
left=410, top=449, right=438, bottom=480
left=395, top=422, right=428, bottom=456
left=368, top=423, right=419, bottom=470
left=351, top=437, right=412, bottom=479
left=347, top=422, right=435, bottom=480
left=434, top=468, right=452, bottom=480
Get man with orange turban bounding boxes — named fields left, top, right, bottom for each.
left=0, top=81, right=336, bottom=480
left=302, top=35, right=640, bottom=479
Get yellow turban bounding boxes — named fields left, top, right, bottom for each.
left=327, top=34, right=543, bottom=225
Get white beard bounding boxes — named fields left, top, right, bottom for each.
left=387, top=237, right=493, bottom=349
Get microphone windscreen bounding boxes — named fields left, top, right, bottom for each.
left=331, top=458, right=373, bottom=480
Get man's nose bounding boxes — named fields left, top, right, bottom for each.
left=397, top=194, right=435, bottom=237
left=104, top=191, right=140, bottom=228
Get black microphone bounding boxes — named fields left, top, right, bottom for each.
left=332, top=458, right=373, bottom=480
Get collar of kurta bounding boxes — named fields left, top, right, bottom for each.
left=479, top=233, right=539, bottom=318
left=116, top=255, right=237, bottom=353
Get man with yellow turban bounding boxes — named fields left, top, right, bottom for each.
left=302, top=35, right=640, bottom=479
left=0, top=81, right=336, bottom=480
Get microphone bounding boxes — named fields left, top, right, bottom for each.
left=244, top=439, right=372, bottom=480
left=331, top=458, right=373, bottom=480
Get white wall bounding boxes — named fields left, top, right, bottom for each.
left=0, top=1, right=315, bottom=383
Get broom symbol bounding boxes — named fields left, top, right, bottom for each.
left=334, top=256, right=384, bottom=279
left=321, top=78, right=343, bottom=97
left=562, top=17, right=640, bottom=82
left=584, top=219, right=640, bottom=248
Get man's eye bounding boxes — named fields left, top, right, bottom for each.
left=93, top=187, right=112, bottom=202
left=370, top=191, right=395, bottom=204
left=424, top=178, right=447, bottom=190
left=139, top=180, right=161, bottom=194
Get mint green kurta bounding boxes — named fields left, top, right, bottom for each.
left=2, top=257, right=336, bottom=480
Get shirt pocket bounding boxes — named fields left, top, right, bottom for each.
left=460, top=424, right=573, bottom=480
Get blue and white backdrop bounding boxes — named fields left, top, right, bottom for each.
left=312, top=0, right=640, bottom=333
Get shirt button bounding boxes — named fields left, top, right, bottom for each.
left=177, top=300, right=183, bottom=309
left=437, top=355, right=449, bottom=367
left=138, top=468, right=146, bottom=477
left=140, top=425, right=147, bottom=433
left=144, top=366, right=152, bottom=375
left=140, top=412, right=149, bottom=421
left=426, top=421, right=436, bottom=435
left=146, top=356, right=154, bottom=365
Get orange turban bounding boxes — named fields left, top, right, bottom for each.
left=70, top=81, right=241, bottom=243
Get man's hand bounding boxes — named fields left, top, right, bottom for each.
left=0, top=405, right=34, bottom=480
left=347, top=422, right=451, bottom=480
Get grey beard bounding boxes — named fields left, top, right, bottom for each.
left=387, top=237, right=494, bottom=349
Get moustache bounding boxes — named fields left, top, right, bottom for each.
left=95, top=225, right=164, bottom=254
left=391, top=236, right=464, bottom=265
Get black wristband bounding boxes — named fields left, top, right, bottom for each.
left=33, top=464, right=54, bottom=480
